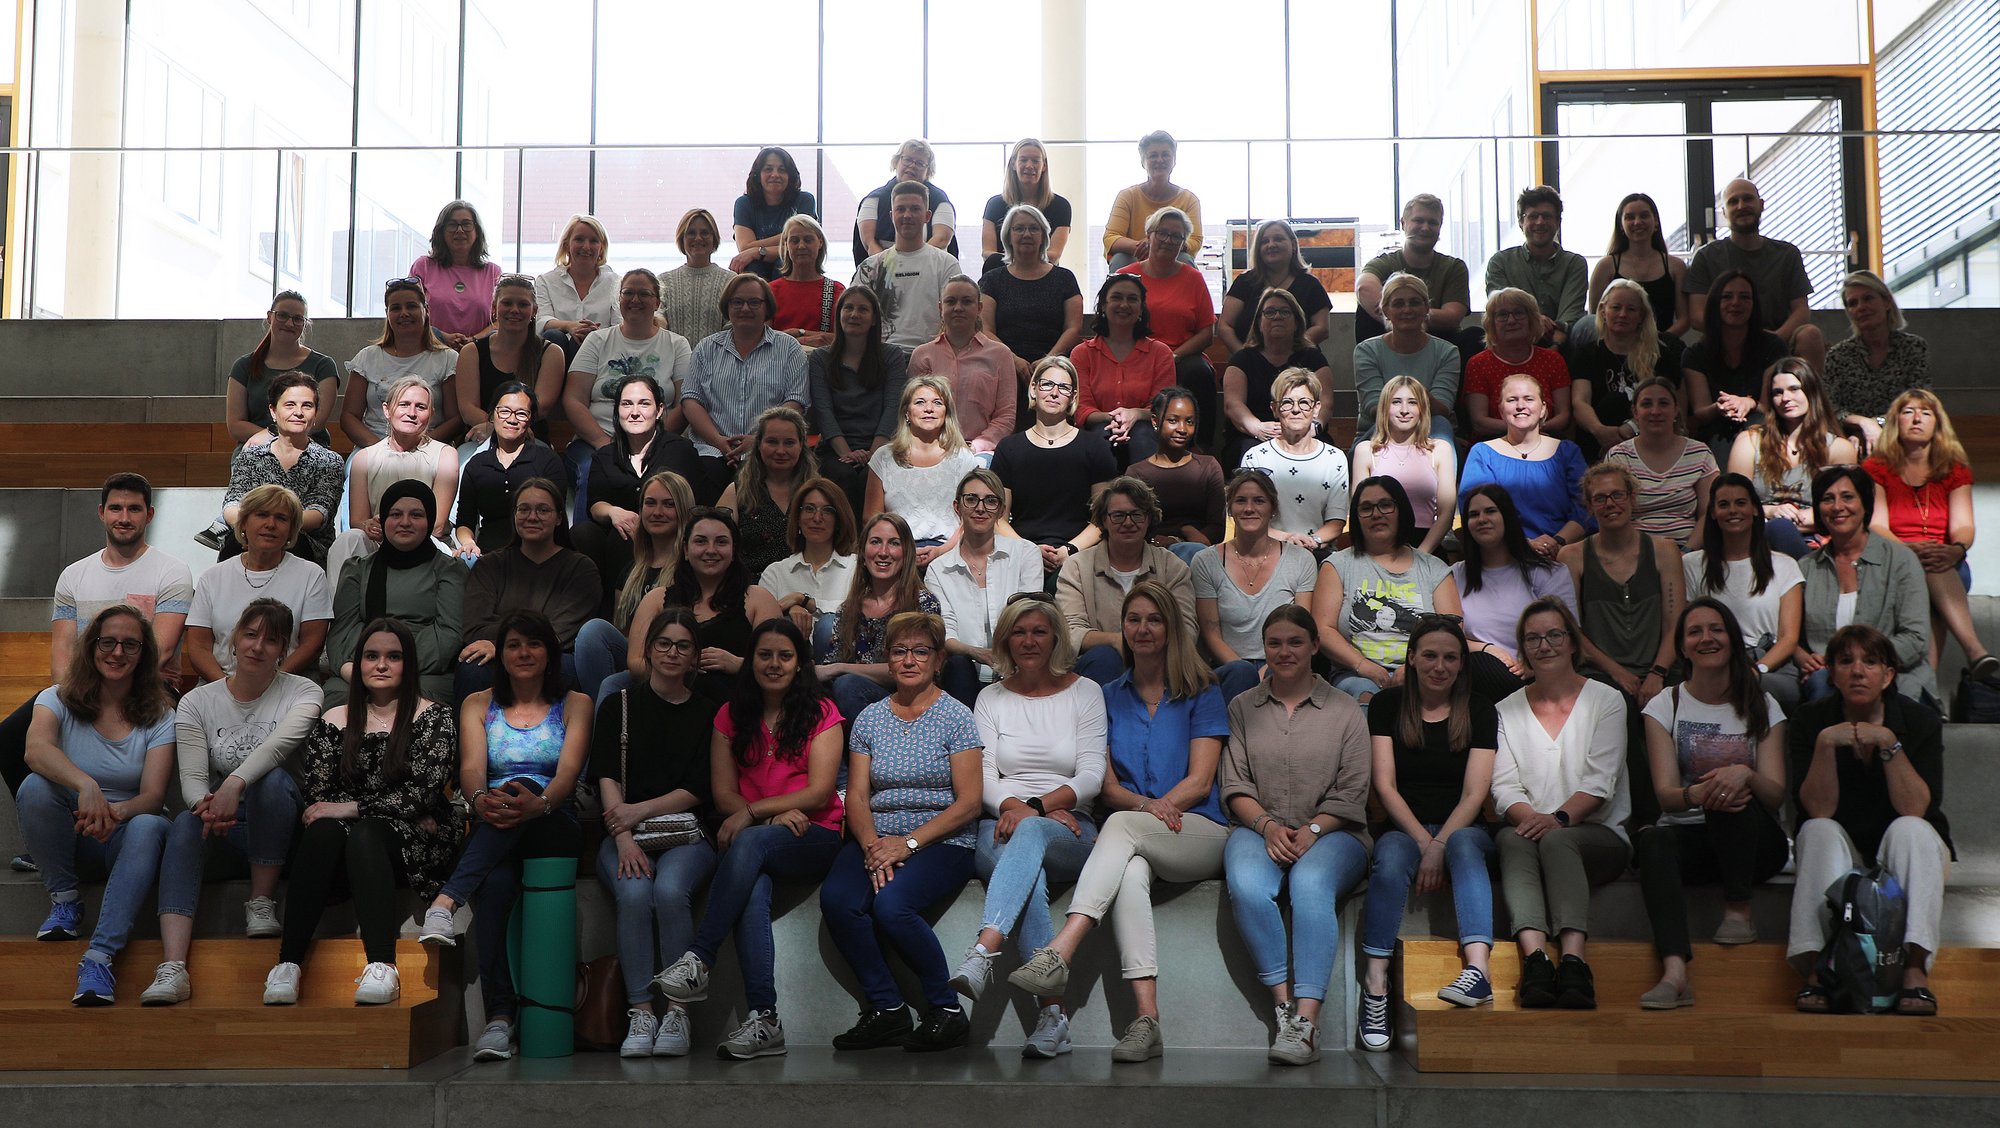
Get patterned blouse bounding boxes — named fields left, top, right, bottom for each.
left=300, top=703, right=464, bottom=899
left=225, top=441, right=345, bottom=551
left=733, top=481, right=792, bottom=581
left=1823, top=331, right=1929, bottom=420
left=835, top=588, right=941, bottom=663
left=1606, top=437, right=1717, bottom=546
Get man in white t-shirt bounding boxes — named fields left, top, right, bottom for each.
left=852, top=181, right=959, bottom=348
left=3, top=473, right=195, bottom=869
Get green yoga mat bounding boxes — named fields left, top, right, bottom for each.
left=505, top=855, right=578, bottom=1058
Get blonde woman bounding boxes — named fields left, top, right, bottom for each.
left=1351, top=374, right=1457, bottom=555
left=665, top=208, right=735, bottom=343
left=574, top=469, right=697, bottom=698
left=1727, top=359, right=1856, bottom=558
left=1573, top=278, right=1684, bottom=461
left=1238, top=368, right=1348, bottom=551
left=1351, top=273, right=1460, bottom=446
left=980, top=138, right=1074, bottom=274
left=531, top=213, right=615, bottom=362
left=1458, top=373, right=1589, bottom=555
left=769, top=214, right=843, bottom=348
left=822, top=512, right=942, bottom=722
left=327, top=376, right=459, bottom=588
left=864, top=375, right=983, bottom=566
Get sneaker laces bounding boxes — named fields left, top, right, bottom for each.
left=1446, top=967, right=1481, bottom=994
left=1363, top=992, right=1390, bottom=1025
left=149, top=963, right=185, bottom=989
left=1031, top=1008, right=1064, bottom=1037
left=658, top=1006, right=689, bottom=1037
left=738, top=1010, right=776, bottom=1044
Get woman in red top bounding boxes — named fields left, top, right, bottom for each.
left=1115, top=207, right=1218, bottom=448
left=768, top=215, right=842, bottom=350
left=1862, top=389, right=1995, bottom=680
left=1073, top=274, right=1175, bottom=462
left=1465, top=287, right=1572, bottom=440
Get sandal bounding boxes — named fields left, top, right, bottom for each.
left=1894, top=986, right=1938, bottom=1016
left=1795, top=985, right=1832, bottom=1014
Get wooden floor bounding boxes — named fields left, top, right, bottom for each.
left=1401, top=939, right=2000, bottom=1081
left=0, top=938, right=459, bottom=1069
left=0, top=633, right=50, bottom=708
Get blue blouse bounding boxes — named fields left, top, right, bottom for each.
left=850, top=693, right=982, bottom=849
left=1101, top=673, right=1227, bottom=827
left=1459, top=439, right=1592, bottom=541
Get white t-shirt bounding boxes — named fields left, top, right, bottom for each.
left=173, top=672, right=323, bottom=807
left=1680, top=552, right=1804, bottom=653
left=852, top=244, right=959, bottom=348
left=187, top=555, right=334, bottom=676
left=53, top=547, right=196, bottom=679
left=571, top=326, right=693, bottom=437
left=1239, top=439, right=1351, bottom=538
left=867, top=446, right=981, bottom=542
left=972, top=677, right=1108, bottom=816
left=1641, top=687, right=1783, bottom=827
left=347, top=345, right=458, bottom=438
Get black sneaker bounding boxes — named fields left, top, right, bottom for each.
left=832, top=1006, right=913, bottom=1051
left=1555, top=954, right=1597, bottom=1010
left=903, top=1006, right=970, bottom=1053
left=1517, top=949, right=1558, bottom=1009
left=194, top=519, right=230, bottom=552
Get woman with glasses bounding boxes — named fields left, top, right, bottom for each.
left=980, top=201, right=1084, bottom=423
left=980, top=139, right=1074, bottom=275
left=326, top=481, right=463, bottom=708
left=732, top=147, right=821, bottom=280
left=683, top=274, right=812, bottom=506
left=19, top=605, right=175, bottom=1006
left=864, top=375, right=983, bottom=567
left=651, top=617, right=843, bottom=1060
left=759, top=477, right=859, bottom=663
left=1463, top=288, right=1572, bottom=440
left=575, top=373, right=700, bottom=607
left=1058, top=477, right=1197, bottom=686
left=1493, top=596, right=1633, bottom=1011
left=566, top=268, right=695, bottom=514
left=1605, top=378, right=1716, bottom=550
left=665, top=209, right=734, bottom=344
left=532, top=214, right=615, bottom=364
left=928, top=468, right=1045, bottom=707
left=1314, top=477, right=1463, bottom=705
left=1727, top=358, right=1856, bottom=558
left=1352, top=375, right=1458, bottom=557
left=221, top=371, right=344, bottom=562
left=1219, top=219, right=1331, bottom=355
left=821, top=612, right=984, bottom=1053
left=1005, top=581, right=1228, bottom=1063
left=1072, top=275, right=1175, bottom=463
left=1115, top=208, right=1217, bottom=438
left=768, top=214, right=843, bottom=349
left=992, top=358, right=1119, bottom=579
left=1192, top=469, right=1320, bottom=702
left=822, top=513, right=941, bottom=724
left=458, top=274, right=564, bottom=444
left=325, top=377, right=458, bottom=588
left=716, top=406, right=818, bottom=581
left=812, top=286, right=910, bottom=514
left=1451, top=484, right=1577, bottom=692
left=947, top=594, right=1107, bottom=1059
left=1459, top=373, right=1589, bottom=555
left=410, top=200, right=500, bottom=350
left=1634, top=598, right=1789, bottom=1010
left=1352, top=274, right=1460, bottom=447
left=1683, top=474, right=1806, bottom=714
left=1356, top=615, right=1499, bottom=1052
left=1239, top=369, right=1348, bottom=552
left=342, top=277, right=461, bottom=450
left=452, top=382, right=568, bottom=561
left=456, top=478, right=607, bottom=702
left=1222, top=289, right=1333, bottom=468
left=1128, top=387, right=1226, bottom=565
left=225, top=290, right=339, bottom=450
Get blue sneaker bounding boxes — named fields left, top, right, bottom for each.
left=73, top=958, right=116, bottom=1006
left=37, top=899, right=82, bottom=941
left=1437, top=965, right=1493, bottom=1007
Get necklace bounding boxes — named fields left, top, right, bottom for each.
left=1504, top=434, right=1545, bottom=459
left=242, top=559, right=280, bottom=589
left=1030, top=422, right=1072, bottom=447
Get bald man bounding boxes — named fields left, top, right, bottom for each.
left=1683, top=178, right=1825, bottom=377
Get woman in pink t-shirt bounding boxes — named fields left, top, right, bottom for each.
left=651, top=617, right=843, bottom=1059
left=408, top=200, right=501, bottom=348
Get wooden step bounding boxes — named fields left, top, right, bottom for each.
left=0, top=938, right=460, bottom=1069
left=1401, top=939, right=2000, bottom=1080
left=0, top=452, right=233, bottom=488
left=0, top=423, right=236, bottom=454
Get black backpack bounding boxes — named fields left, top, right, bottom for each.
left=1814, top=867, right=1908, bottom=1014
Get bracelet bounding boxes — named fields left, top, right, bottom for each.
left=1061, top=542, right=1080, bottom=556
left=1682, top=784, right=1696, bottom=810
left=468, top=789, right=489, bottom=805
left=1649, top=665, right=1670, bottom=679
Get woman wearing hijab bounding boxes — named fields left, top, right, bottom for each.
left=325, top=480, right=465, bottom=706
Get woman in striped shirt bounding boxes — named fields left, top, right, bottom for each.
left=1607, top=378, right=1718, bottom=550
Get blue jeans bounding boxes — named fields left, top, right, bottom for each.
left=563, top=439, right=595, bottom=525
left=1214, top=658, right=1265, bottom=702
left=1167, top=541, right=1208, bottom=565
left=688, top=822, right=842, bottom=1013
left=974, top=813, right=1098, bottom=956
left=595, top=835, right=718, bottom=1004
left=821, top=837, right=976, bottom=1011
left=1331, top=672, right=1388, bottom=704
left=811, top=613, right=838, bottom=665
left=940, top=654, right=984, bottom=709
left=830, top=672, right=890, bottom=725
left=1358, top=824, right=1496, bottom=958
left=17, top=774, right=171, bottom=962
left=436, top=783, right=581, bottom=1019
left=1765, top=517, right=1812, bottom=560
left=1223, top=825, right=1370, bottom=1001
left=157, top=770, right=303, bottom=917
left=1073, top=644, right=1126, bottom=686
left=573, top=618, right=628, bottom=705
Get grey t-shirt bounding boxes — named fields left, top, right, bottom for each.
left=1683, top=237, right=1812, bottom=330
left=34, top=686, right=177, bottom=804
left=1190, top=543, right=1319, bottom=660
left=1323, top=548, right=1452, bottom=667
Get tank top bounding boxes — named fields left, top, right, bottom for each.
left=475, top=336, right=556, bottom=439
left=1579, top=535, right=1662, bottom=679
left=1370, top=441, right=1439, bottom=529
left=363, top=437, right=447, bottom=514
left=1750, top=430, right=1842, bottom=508
left=483, top=695, right=568, bottom=790
left=1612, top=254, right=1678, bottom=333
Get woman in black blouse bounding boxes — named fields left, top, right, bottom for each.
left=991, top=357, right=1118, bottom=577
left=979, top=138, right=1074, bottom=273
left=262, top=618, right=462, bottom=1006
left=1684, top=271, right=1788, bottom=462
left=1217, top=219, right=1331, bottom=354
left=1221, top=288, right=1334, bottom=467
left=808, top=287, right=908, bottom=515
left=980, top=202, right=1085, bottom=425
left=454, top=383, right=567, bottom=562
left=577, top=373, right=699, bottom=607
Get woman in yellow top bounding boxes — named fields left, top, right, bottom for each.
left=1103, top=131, right=1202, bottom=269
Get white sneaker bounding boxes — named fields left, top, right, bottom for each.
left=417, top=905, right=457, bottom=946
left=651, top=951, right=709, bottom=1003
left=1268, top=1004, right=1320, bottom=1066
left=716, top=1009, right=786, bottom=1059
left=263, top=962, right=302, bottom=1005
left=652, top=1003, right=692, bottom=1057
left=619, top=1009, right=660, bottom=1058
left=949, top=943, right=996, bottom=1001
left=354, top=962, right=400, bottom=1005
left=473, top=1019, right=514, bottom=1062
left=244, top=896, right=283, bottom=938
left=1021, top=1006, right=1072, bottom=1059
left=141, top=961, right=191, bottom=1006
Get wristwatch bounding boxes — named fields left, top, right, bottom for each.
left=1305, top=822, right=1324, bottom=836
left=1756, top=661, right=1770, bottom=675
left=1025, top=796, right=1046, bottom=815
left=904, top=836, right=922, bottom=853
left=1553, top=810, right=1572, bottom=827
left=1879, top=741, right=1904, bottom=764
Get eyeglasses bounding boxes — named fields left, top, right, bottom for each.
left=1354, top=500, right=1398, bottom=517
left=444, top=220, right=477, bottom=231
left=889, top=645, right=936, bottom=660
left=796, top=503, right=839, bottom=518
left=1259, top=306, right=1295, bottom=319
left=1522, top=628, right=1571, bottom=650
left=1277, top=398, right=1317, bottom=413
left=493, top=407, right=533, bottom=422
left=514, top=504, right=559, bottom=518
left=619, top=288, right=658, bottom=300
left=95, top=637, right=143, bottom=655
left=727, top=297, right=767, bottom=310
left=1488, top=308, right=1530, bottom=322
left=649, top=638, right=697, bottom=655
left=269, top=311, right=306, bottom=325
left=1106, top=509, right=1147, bottom=525
left=1588, top=489, right=1631, bottom=506
left=957, top=494, right=1004, bottom=511
left=1034, top=380, right=1075, bottom=395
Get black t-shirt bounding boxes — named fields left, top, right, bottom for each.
left=982, top=193, right=1075, bottom=240
left=1367, top=686, right=1500, bottom=826
left=980, top=266, right=1082, bottom=362
left=1224, top=272, right=1333, bottom=344
left=1569, top=336, right=1686, bottom=458
left=991, top=429, right=1118, bottom=545
left=590, top=683, right=721, bottom=811
left=1786, top=692, right=1952, bottom=863
left=587, top=430, right=701, bottom=512
left=1683, top=329, right=1786, bottom=442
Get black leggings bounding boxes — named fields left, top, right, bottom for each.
left=280, top=816, right=408, bottom=966
left=1633, top=805, right=1791, bottom=962
left=1, top=694, right=32, bottom=798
